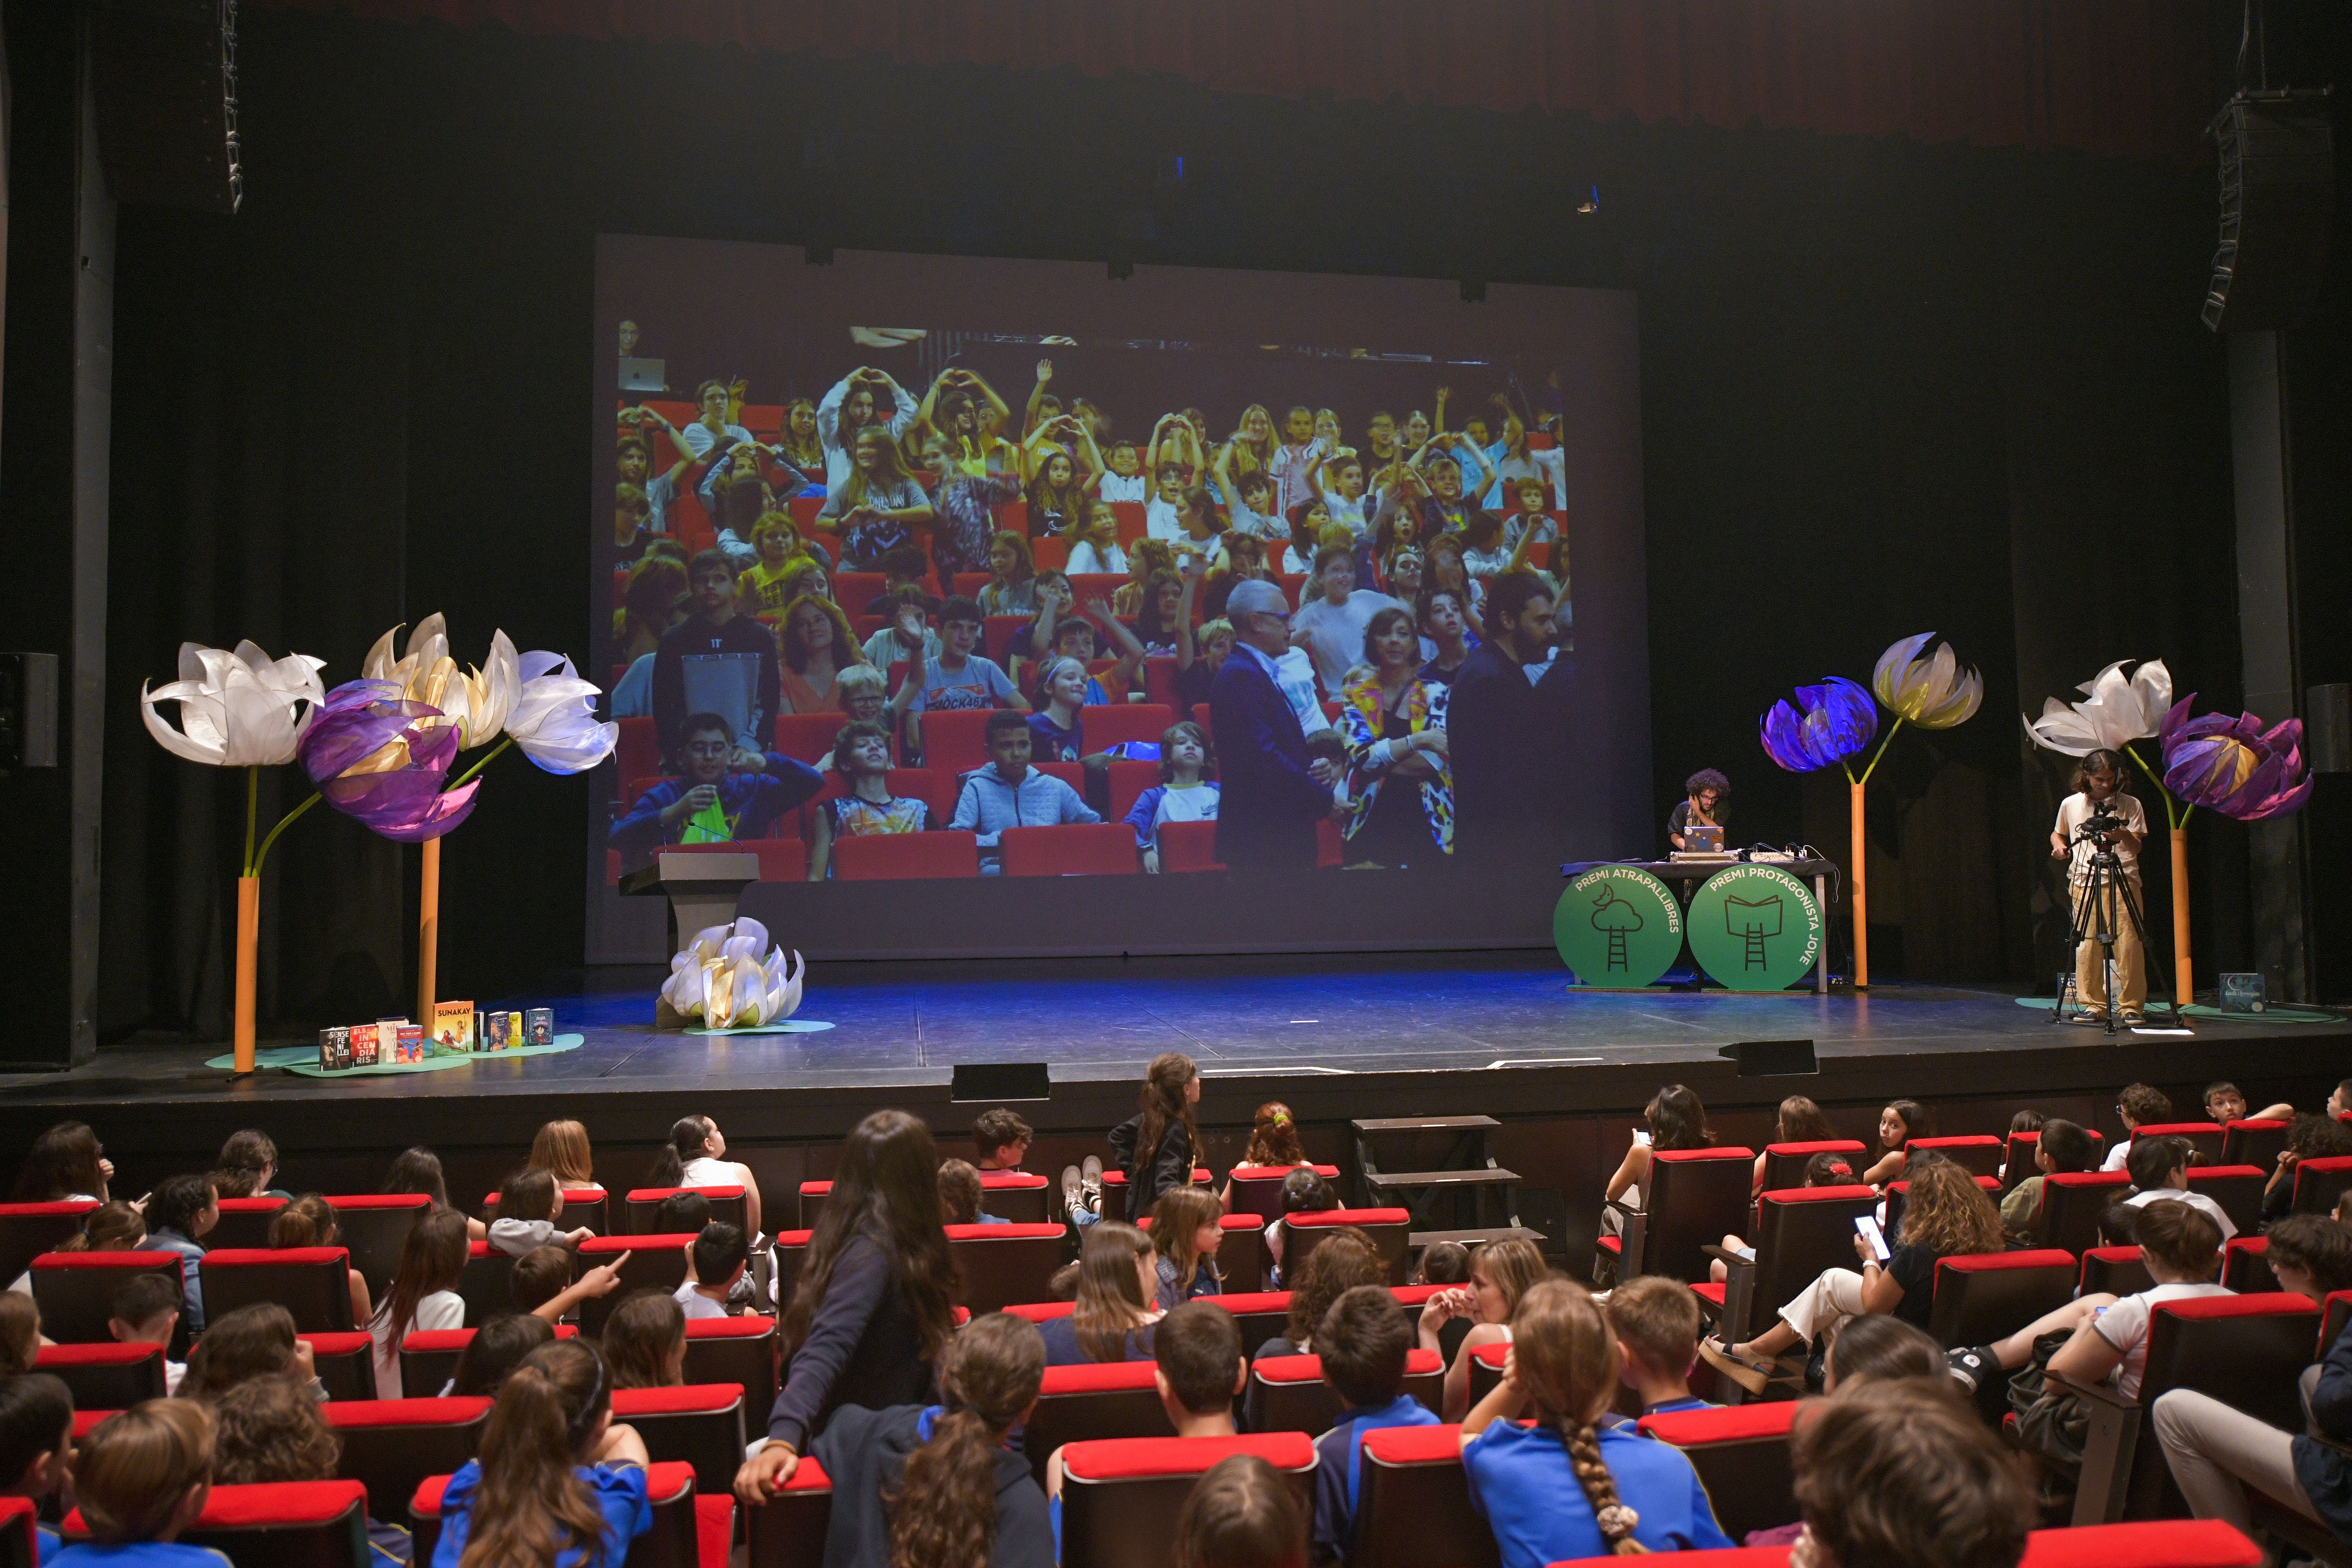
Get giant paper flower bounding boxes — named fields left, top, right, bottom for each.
left=141, top=641, right=326, bottom=767
left=2025, top=659, right=2173, bottom=756
left=297, top=681, right=480, bottom=842
left=505, top=652, right=619, bottom=774
left=1760, top=678, right=1878, bottom=773
left=363, top=614, right=518, bottom=750
left=659, top=919, right=804, bottom=1028
left=2159, top=696, right=2313, bottom=821
left=1873, top=633, right=1984, bottom=729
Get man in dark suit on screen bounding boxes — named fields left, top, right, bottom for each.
left=1210, top=579, right=1336, bottom=871
left=1447, top=569, right=1567, bottom=861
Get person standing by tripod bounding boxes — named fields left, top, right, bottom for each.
left=2050, top=748, right=2150, bottom=1027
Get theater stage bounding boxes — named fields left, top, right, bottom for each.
left=5, top=952, right=2346, bottom=1165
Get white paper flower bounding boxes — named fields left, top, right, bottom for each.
left=660, top=919, right=803, bottom=1027
left=363, top=613, right=519, bottom=750
left=2024, top=659, right=2172, bottom=757
left=505, top=652, right=618, bottom=774
left=141, top=641, right=327, bottom=767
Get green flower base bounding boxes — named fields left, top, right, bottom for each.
left=681, top=1020, right=836, bottom=1036
left=2011, top=997, right=2343, bottom=1024
left=207, top=1033, right=585, bottom=1077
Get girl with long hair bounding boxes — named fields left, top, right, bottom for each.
left=1721, top=1153, right=2005, bottom=1369
left=1127, top=720, right=1218, bottom=875
left=1860, top=1099, right=1934, bottom=1187
left=809, top=1309, right=1054, bottom=1568
left=431, top=1340, right=651, bottom=1568
left=1752, top=1094, right=1840, bottom=1195
left=735, top=1110, right=961, bottom=1504
left=529, top=1121, right=598, bottom=1190
left=643, top=1114, right=763, bottom=1243
left=1213, top=405, right=1280, bottom=505
left=178, top=1302, right=309, bottom=1402
left=11, top=1121, right=112, bottom=1203
left=382, top=1145, right=487, bottom=1240
left=269, top=1194, right=373, bottom=1329
left=1602, top=1086, right=1714, bottom=1230
left=1125, top=568, right=1187, bottom=659
left=1419, top=1236, right=1549, bottom=1421
left=1337, top=605, right=1452, bottom=867
left=1111, top=539, right=1176, bottom=617
left=1421, top=535, right=1485, bottom=637
left=820, top=426, right=936, bottom=571
left=1242, top=1102, right=1307, bottom=1170
left=368, top=1206, right=468, bottom=1400
left=1253, top=1226, right=1382, bottom=1364
left=1024, top=439, right=1095, bottom=541
left=449, top=1313, right=556, bottom=1398
left=1108, top=1053, right=1201, bottom=1218
left=1040, top=1221, right=1161, bottom=1367
left=602, top=1291, right=687, bottom=1391
left=778, top=594, right=868, bottom=717
left=1150, top=1187, right=1227, bottom=1309
left=211, top=1130, right=281, bottom=1200
left=772, top=397, right=828, bottom=496
left=1174, top=1452, right=1309, bottom=1568
left=1459, top=1280, right=1732, bottom=1564
left=976, top=531, right=1037, bottom=618
left=54, top=1201, right=146, bottom=1253
left=210, top=1376, right=340, bottom=1486
left=1063, top=500, right=1128, bottom=577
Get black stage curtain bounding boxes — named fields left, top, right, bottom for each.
left=251, top=0, right=2213, bottom=164
left=97, top=9, right=2278, bottom=1040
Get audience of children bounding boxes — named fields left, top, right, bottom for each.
left=1312, top=1284, right=1443, bottom=1561
left=1256, top=1228, right=1385, bottom=1364
left=267, top=1194, right=375, bottom=1329
left=429, top=1340, right=651, bottom=1567
left=1419, top=1236, right=1547, bottom=1420
left=674, top=1222, right=750, bottom=1319
left=1041, top=1221, right=1162, bottom=1366
left=602, top=1289, right=689, bottom=1390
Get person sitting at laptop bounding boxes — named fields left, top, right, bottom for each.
left=1669, top=769, right=1729, bottom=852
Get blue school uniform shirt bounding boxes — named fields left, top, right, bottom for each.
left=1154, top=1255, right=1222, bottom=1311
left=50, top=1546, right=232, bottom=1567
left=429, top=1461, right=650, bottom=1568
left=1462, top=1419, right=1732, bottom=1568
left=1312, top=1394, right=1443, bottom=1561
left=1602, top=1394, right=1718, bottom=1431
left=34, top=1524, right=61, bottom=1563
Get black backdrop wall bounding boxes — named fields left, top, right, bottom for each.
left=82, top=7, right=2345, bottom=1042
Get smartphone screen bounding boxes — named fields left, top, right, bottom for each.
left=1631, top=1129, right=1652, bottom=1147
left=1854, top=1215, right=1890, bottom=1263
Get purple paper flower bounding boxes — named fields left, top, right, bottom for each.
left=298, top=680, right=480, bottom=843
left=1759, top=677, right=1879, bottom=773
left=2159, top=695, right=2313, bottom=821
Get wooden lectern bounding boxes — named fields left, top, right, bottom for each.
left=619, top=850, right=760, bottom=952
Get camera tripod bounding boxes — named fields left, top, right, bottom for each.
left=2048, top=816, right=2189, bottom=1036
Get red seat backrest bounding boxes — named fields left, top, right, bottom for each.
left=28, top=1251, right=183, bottom=1343
left=324, top=1194, right=433, bottom=1297
left=2035, top=1171, right=2131, bottom=1252
left=836, top=571, right=885, bottom=607
left=745, top=1451, right=836, bottom=1568
left=1245, top=1347, right=1442, bottom=1437
left=1928, top=1250, right=2077, bottom=1348
left=33, top=1342, right=166, bottom=1409
left=2222, top=1118, right=2290, bottom=1170
left=210, top=1195, right=291, bottom=1251
left=325, top=1397, right=493, bottom=1521
left=1001, top=822, right=1140, bottom=877
left=1637, top=1148, right=1757, bottom=1284
left=1735, top=1185, right=1879, bottom=1342
left=1760, top=1141, right=1866, bottom=1192
left=944, top=1223, right=1067, bottom=1312
left=0, top=1202, right=100, bottom=1288
left=1143, top=656, right=1186, bottom=719
left=624, top=1185, right=748, bottom=1236
left=1058, top=1433, right=1316, bottom=1568
left=63, top=1480, right=371, bottom=1568
left=301, top=1331, right=377, bottom=1402
left=978, top=1170, right=1052, bottom=1224
left=1354, top=1422, right=1496, bottom=1568
left=2119, top=1294, right=2320, bottom=1517
left=1084, top=702, right=1175, bottom=751
left=1224, top=1166, right=1343, bottom=1225
left=833, top=828, right=979, bottom=880
left=2293, top=1155, right=2352, bottom=1215
left=479, top=1186, right=610, bottom=1237
left=612, top=1383, right=746, bottom=1496
left=2222, top=1236, right=2279, bottom=1293
left=1025, top=1360, right=1174, bottom=1485
left=574, top=1233, right=698, bottom=1335
left=684, top=1315, right=779, bottom=1412
left=2132, top=1122, right=2228, bottom=1162
left=1111, top=501, right=1148, bottom=543
left=1285, top=1208, right=1413, bottom=1285
left=1905, top=1136, right=2005, bottom=1179
left=201, top=1247, right=355, bottom=1334
left=1156, top=818, right=1225, bottom=872
left=2182, top=1165, right=2266, bottom=1236
left=397, top=1323, right=579, bottom=1398
left=2080, top=1246, right=2155, bottom=1297
left=1638, top=1402, right=1803, bottom=1540
left=616, top=715, right=660, bottom=786
left=773, top=710, right=850, bottom=764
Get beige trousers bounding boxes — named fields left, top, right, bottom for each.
left=2071, top=874, right=2147, bottom=1016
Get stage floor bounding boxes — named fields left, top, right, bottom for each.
left=9, top=951, right=2344, bottom=1107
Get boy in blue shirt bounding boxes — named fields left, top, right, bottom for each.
left=52, top=1399, right=235, bottom=1567
left=0, top=1374, right=74, bottom=1563
left=1601, top=1276, right=1717, bottom=1429
left=1312, top=1285, right=1443, bottom=1562
left=1047, top=1301, right=1243, bottom=1557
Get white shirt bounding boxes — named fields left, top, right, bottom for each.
left=1289, top=590, right=1406, bottom=697
left=673, top=1282, right=730, bottom=1321
left=2093, top=1282, right=2232, bottom=1399
left=1145, top=496, right=1185, bottom=541
left=1149, top=782, right=1220, bottom=848
left=1066, top=540, right=1127, bottom=576
left=1098, top=472, right=1147, bottom=503
left=2120, top=1187, right=2237, bottom=1242
left=2102, top=1140, right=2134, bottom=1173
left=371, top=1289, right=465, bottom=1400
left=679, top=420, right=753, bottom=462
left=2056, top=790, right=2148, bottom=884
left=679, top=1157, right=738, bottom=1189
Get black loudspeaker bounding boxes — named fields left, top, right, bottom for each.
left=2203, top=91, right=2334, bottom=332
left=93, top=0, right=241, bottom=214
left=1716, top=1039, right=1818, bottom=1076
left=951, top=1062, right=1051, bottom=1102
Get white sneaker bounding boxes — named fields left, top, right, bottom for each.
left=1081, top=1155, right=1103, bottom=1215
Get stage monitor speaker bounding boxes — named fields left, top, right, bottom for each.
left=1717, top=1039, right=1817, bottom=1077
left=951, top=1062, right=1050, bottom=1102
left=2202, top=91, right=2334, bottom=332
left=93, top=0, right=242, bottom=214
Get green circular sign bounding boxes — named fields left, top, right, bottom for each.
left=1686, top=864, right=1824, bottom=991
left=1555, top=867, right=1685, bottom=987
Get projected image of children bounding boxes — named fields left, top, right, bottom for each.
left=601, top=326, right=1578, bottom=884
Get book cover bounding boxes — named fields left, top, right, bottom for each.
left=349, top=1022, right=380, bottom=1066
left=2220, top=972, right=2268, bottom=1013
left=396, top=1023, right=424, bottom=1064
left=431, top=1000, right=477, bottom=1055
left=525, top=1007, right=554, bottom=1047
left=485, top=1011, right=512, bottom=1051
left=318, top=1027, right=351, bottom=1071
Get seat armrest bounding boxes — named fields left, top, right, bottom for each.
left=2045, top=1368, right=2142, bottom=1525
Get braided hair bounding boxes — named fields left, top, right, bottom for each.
left=1510, top=1280, right=1648, bottom=1555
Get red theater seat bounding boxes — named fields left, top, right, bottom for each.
left=2131, top=1121, right=2228, bottom=1162
left=1354, top=1422, right=1496, bottom=1568
left=1156, top=818, right=1226, bottom=872
left=1760, top=1140, right=1867, bottom=1193
left=1284, top=1207, right=1413, bottom=1285
left=1098, top=1167, right=1214, bottom=1224
left=2080, top=1246, right=2156, bottom=1297
left=2221, top=1117, right=2290, bottom=1169
left=834, top=828, right=978, bottom=880
left=325, top=1193, right=434, bottom=1297
left=1706, top=1184, right=1878, bottom=1347
left=456, top=1240, right=514, bottom=1322
left=29, top=1251, right=183, bottom=1343
left=2222, top=1236, right=2280, bottom=1293
left=575, top=1233, right=698, bottom=1335
left=979, top=1169, right=1053, bottom=1224
left=774, top=710, right=851, bottom=765
left=626, top=1185, right=748, bottom=1236
left=302, top=1331, right=377, bottom=1402
left=1105, top=758, right=1160, bottom=824
left=480, top=1184, right=609, bottom=1237
left=1639, top=1402, right=1803, bottom=1540
left=1246, top=1347, right=1442, bottom=1436
left=835, top=571, right=885, bottom=607
left=327, top=1396, right=492, bottom=1521
left=63, top=1480, right=371, bottom=1568
left=2033, top=1171, right=2131, bottom=1253
left=1209, top=1290, right=1297, bottom=1357
left=34, top=1342, right=165, bottom=1408
left=1599, top=1147, right=1754, bottom=1286
left=2292, top=1154, right=2352, bottom=1215
left=413, top=1459, right=699, bottom=1568
left=210, top=1195, right=290, bottom=1250
left=613, top=1383, right=747, bottom=1497
left=1225, top=1165, right=1344, bottom=1224
left=1929, top=1250, right=2076, bottom=1348
left=947, top=1223, right=1067, bottom=1312
left=685, top=1314, right=779, bottom=1412
left=202, top=1247, right=356, bottom=1334
left=1058, top=1434, right=1317, bottom=1568
left=1144, top=656, right=1186, bottom=719
left=1468, top=1339, right=1511, bottom=1410
left=0, top=1498, right=31, bottom=1568
left=2183, top=1164, right=2266, bottom=1236
left=399, top=1324, right=580, bottom=1399
left=1085, top=702, right=1175, bottom=751
left=1000, top=822, right=1141, bottom=877
left=1905, top=1135, right=2005, bottom=1180
left=775, top=1229, right=812, bottom=1306
left=745, top=1451, right=836, bottom=1568
left=1024, top=1361, right=1175, bottom=1485
left=1110, top=501, right=1147, bottom=542
left=616, top=716, right=661, bottom=791
left=0, top=1201, right=98, bottom=1287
